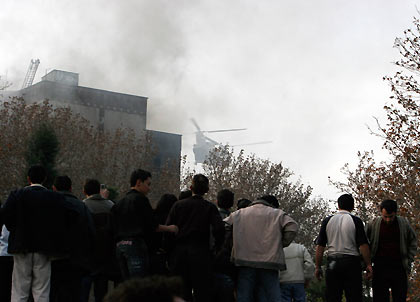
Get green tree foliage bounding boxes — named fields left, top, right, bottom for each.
left=26, top=123, right=59, bottom=188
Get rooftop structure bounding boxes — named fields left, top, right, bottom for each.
left=2, top=70, right=181, bottom=196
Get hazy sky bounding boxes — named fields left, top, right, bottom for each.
left=1, top=0, right=418, bottom=199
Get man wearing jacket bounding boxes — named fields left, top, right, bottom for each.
left=82, top=178, right=116, bottom=302
left=166, top=174, right=225, bottom=302
left=279, top=242, right=314, bottom=302
left=1, top=165, right=74, bottom=302
left=366, top=199, right=417, bottom=302
left=224, top=195, right=298, bottom=302
left=50, top=175, right=95, bottom=302
left=112, top=169, right=178, bottom=280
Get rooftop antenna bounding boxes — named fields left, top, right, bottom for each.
left=22, top=59, right=40, bottom=89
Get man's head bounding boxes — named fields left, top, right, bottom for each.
left=156, top=194, right=178, bottom=217
left=237, top=198, right=252, bottom=209
left=53, top=175, right=72, bottom=192
left=104, top=275, right=184, bottom=302
left=83, top=179, right=101, bottom=196
left=380, top=199, right=398, bottom=224
left=27, top=165, right=47, bottom=185
left=259, top=195, right=279, bottom=208
left=190, top=174, right=209, bottom=196
left=337, top=194, right=354, bottom=211
left=178, top=190, right=192, bottom=200
left=217, top=189, right=234, bottom=210
left=130, top=169, right=152, bottom=195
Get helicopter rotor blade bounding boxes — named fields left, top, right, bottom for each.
left=232, top=141, right=273, bottom=147
left=190, top=118, right=201, bottom=131
left=203, top=128, right=247, bottom=134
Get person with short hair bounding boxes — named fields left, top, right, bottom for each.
left=216, top=189, right=234, bottom=219
left=50, top=175, right=95, bottom=302
left=82, top=178, right=116, bottom=302
left=224, top=195, right=298, bottom=302
left=237, top=198, right=252, bottom=209
left=366, top=199, right=417, bottom=302
left=151, top=193, right=178, bottom=275
left=155, top=194, right=178, bottom=225
left=2, top=165, right=74, bottom=302
left=279, top=242, right=314, bottom=302
left=104, top=275, right=185, bottom=302
left=112, top=169, right=178, bottom=280
left=178, top=190, right=192, bottom=201
left=315, top=194, right=372, bottom=302
left=166, top=174, right=225, bottom=302
left=213, top=189, right=235, bottom=302
left=83, top=179, right=114, bottom=213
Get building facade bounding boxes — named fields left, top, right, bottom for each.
left=2, top=69, right=181, bottom=198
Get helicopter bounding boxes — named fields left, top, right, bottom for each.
left=191, top=118, right=271, bottom=164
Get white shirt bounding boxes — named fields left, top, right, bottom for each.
left=0, top=225, right=11, bottom=256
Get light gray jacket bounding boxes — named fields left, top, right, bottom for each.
left=224, top=200, right=298, bottom=271
left=279, top=242, right=315, bottom=284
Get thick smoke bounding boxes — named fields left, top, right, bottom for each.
left=0, top=0, right=414, bottom=198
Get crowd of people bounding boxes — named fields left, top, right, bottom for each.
left=0, top=165, right=417, bottom=302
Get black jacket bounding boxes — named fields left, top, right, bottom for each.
left=2, top=185, right=76, bottom=255
left=166, top=195, right=225, bottom=248
left=84, top=194, right=117, bottom=275
left=59, top=191, right=95, bottom=272
left=111, top=189, right=158, bottom=243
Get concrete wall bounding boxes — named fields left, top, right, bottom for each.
left=147, top=129, right=182, bottom=203
left=1, top=72, right=181, bottom=196
left=41, top=70, right=79, bottom=86
left=147, top=129, right=182, bottom=170
left=14, top=80, right=148, bottom=134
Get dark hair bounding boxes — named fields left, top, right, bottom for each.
left=84, top=179, right=100, bottom=196
left=337, top=194, right=354, bottom=211
left=237, top=198, right=252, bottom=209
left=130, top=169, right=152, bottom=187
left=155, top=194, right=178, bottom=224
left=217, top=189, right=234, bottom=209
left=27, top=165, right=47, bottom=184
left=380, top=199, right=398, bottom=214
left=104, top=275, right=183, bottom=302
left=191, top=174, right=209, bottom=196
left=54, top=175, right=72, bottom=191
left=178, top=190, right=192, bottom=200
left=260, top=195, right=279, bottom=208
